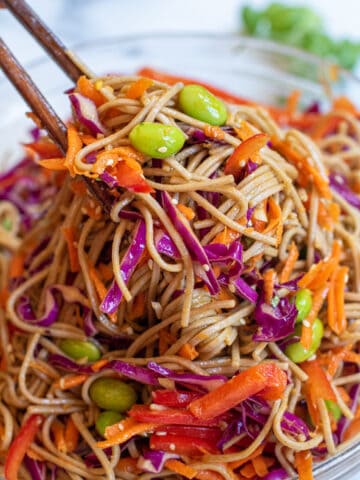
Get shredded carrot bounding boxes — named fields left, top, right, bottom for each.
left=337, top=386, right=351, bottom=405
left=311, top=114, right=342, bottom=141
left=333, top=96, right=359, bottom=116
left=158, top=329, right=177, bottom=355
left=27, top=447, right=44, bottom=461
left=217, top=287, right=233, bottom=301
left=64, top=417, right=79, bottom=453
left=38, top=157, right=66, bottom=170
left=295, top=451, right=313, bottom=480
left=271, top=136, right=331, bottom=199
left=115, top=457, right=140, bottom=474
left=51, top=420, right=67, bottom=452
left=53, top=374, right=88, bottom=391
left=77, top=76, right=106, bottom=107
left=98, top=262, right=113, bottom=281
left=204, top=125, right=225, bottom=141
left=263, top=197, right=283, bottom=246
left=179, top=343, right=199, bottom=360
left=61, top=226, right=80, bottom=273
left=286, top=90, right=301, bottom=116
left=87, top=259, right=117, bottom=323
left=298, top=240, right=341, bottom=291
left=317, top=200, right=340, bottom=231
left=9, top=252, right=25, bottom=278
left=26, top=111, right=42, bottom=128
left=128, top=292, right=146, bottom=321
left=126, top=78, right=153, bottom=99
left=212, top=226, right=239, bottom=245
left=240, top=463, right=256, bottom=478
left=301, top=284, right=329, bottom=349
left=64, top=124, right=83, bottom=177
left=91, top=359, right=109, bottom=372
left=224, top=133, right=269, bottom=176
left=263, top=268, right=276, bottom=304
left=229, top=445, right=265, bottom=470
left=280, top=242, right=299, bottom=283
left=98, top=419, right=156, bottom=448
left=0, top=287, right=9, bottom=309
left=344, top=417, right=360, bottom=441
left=165, top=459, right=197, bottom=479
left=178, top=203, right=195, bottom=220
left=252, top=456, right=269, bottom=478
left=329, top=266, right=348, bottom=335
left=234, top=121, right=255, bottom=141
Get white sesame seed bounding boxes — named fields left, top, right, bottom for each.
left=158, top=146, right=167, bottom=153
left=303, top=320, right=311, bottom=328
left=229, top=285, right=236, bottom=293
left=118, top=423, right=124, bottom=431
left=171, top=197, right=178, bottom=205
left=155, top=431, right=167, bottom=436
left=203, top=264, right=210, bottom=272
left=169, top=443, right=176, bottom=451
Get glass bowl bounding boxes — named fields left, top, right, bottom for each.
left=1, top=33, right=360, bottom=479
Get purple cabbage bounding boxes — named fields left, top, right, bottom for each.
left=155, top=230, right=180, bottom=258
left=84, top=447, right=112, bottom=468
left=147, top=361, right=226, bottom=391
left=329, top=172, right=360, bottom=210
left=253, top=286, right=297, bottom=341
left=337, top=378, right=360, bottom=441
left=103, top=360, right=159, bottom=385
left=137, top=450, right=179, bottom=473
left=69, top=93, right=106, bottom=136
left=217, top=420, right=243, bottom=451
left=48, top=354, right=93, bottom=374
left=232, top=276, right=259, bottom=303
left=263, top=468, right=288, bottom=480
left=281, top=411, right=310, bottom=439
left=24, top=456, right=46, bottom=480
left=83, top=310, right=98, bottom=337
left=161, top=192, right=219, bottom=295
left=101, top=220, right=146, bottom=314
left=100, top=170, right=119, bottom=188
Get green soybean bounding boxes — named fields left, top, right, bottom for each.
left=285, top=317, right=323, bottom=363
left=59, top=339, right=101, bottom=362
left=295, top=288, right=313, bottom=323
left=178, top=85, right=227, bottom=126
left=324, top=399, right=342, bottom=422
left=89, top=377, right=137, bottom=412
left=95, top=410, right=124, bottom=437
left=129, top=122, right=185, bottom=159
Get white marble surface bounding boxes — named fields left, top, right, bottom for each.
left=1, top=0, right=359, bottom=66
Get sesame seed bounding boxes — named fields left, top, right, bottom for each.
left=158, top=146, right=167, bottom=153
left=155, top=431, right=166, bottom=436
left=169, top=443, right=176, bottom=451
left=203, top=264, right=210, bottom=272
left=303, top=320, right=311, bottom=328
left=171, top=198, right=178, bottom=205
left=118, top=424, right=124, bottom=431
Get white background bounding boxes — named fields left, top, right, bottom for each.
left=1, top=0, right=359, bottom=66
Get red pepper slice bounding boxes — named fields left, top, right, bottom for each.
left=110, top=160, right=153, bottom=193
left=155, top=425, right=222, bottom=441
left=223, top=133, right=269, bottom=177
left=152, top=389, right=202, bottom=408
left=150, top=432, right=220, bottom=456
left=189, top=363, right=287, bottom=420
left=5, top=414, right=43, bottom=480
left=128, top=404, right=221, bottom=426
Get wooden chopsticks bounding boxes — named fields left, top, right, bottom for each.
left=1, top=0, right=112, bottom=211
left=3, top=0, right=84, bottom=83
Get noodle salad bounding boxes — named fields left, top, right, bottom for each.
left=1, top=68, right=360, bottom=480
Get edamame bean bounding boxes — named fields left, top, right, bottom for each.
left=95, top=410, right=124, bottom=437
left=285, top=317, right=323, bottom=363
left=178, top=85, right=227, bottom=126
left=295, top=288, right=313, bottom=323
left=59, top=339, right=101, bottom=362
left=324, top=399, right=342, bottom=422
left=129, top=122, right=185, bottom=159
left=89, top=377, right=137, bottom=412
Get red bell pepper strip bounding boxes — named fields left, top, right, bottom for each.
left=223, top=133, right=269, bottom=177
left=110, top=160, right=154, bottom=193
left=155, top=425, right=222, bottom=441
left=150, top=432, right=220, bottom=456
left=128, top=404, right=221, bottom=426
left=301, top=360, right=337, bottom=424
left=189, top=363, right=287, bottom=420
left=5, top=414, right=43, bottom=480
left=137, top=67, right=254, bottom=106
left=152, top=389, right=202, bottom=408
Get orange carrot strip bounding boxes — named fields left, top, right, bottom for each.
left=51, top=420, right=67, bottom=453
left=27, top=447, right=44, bottom=462
left=344, top=417, right=360, bottom=441
left=252, top=456, right=269, bottom=478
left=212, top=226, right=239, bottom=245
left=0, top=287, right=9, bottom=309
left=64, top=124, right=83, bottom=177
left=77, top=76, right=106, bottom=107
left=262, top=197, right=283, bottom=246
left=91, top=359, right=109, bottom=372
left=196, top=470, right=224, bottom=480
left=64, top=417, right=79, bottom=453
left=333, top=96, right=358, bottom=116
left=53, top=374, right=88, bottom=391
left=298, top=241, right=341, bottom=290
left=216, top=287, right=233, bottom=301
left=204, top=125, right=225, bottom=141
left=9, top=253, right=25, bottom=278
left=126, top=78, right=153, bottom=99
left=333, top=266, right=348, bottom=335
left=224, top=134, right=269, bottom=176
left=98, top=262, right=113, bottom=281
left=128, top=292, right=146, bottom=321
left=61, top=227, right=80, bottom=273
left=263, top=268, right=276, bottom=304
left=179, top=343, right=199, bottom=360
left=177, top=203, right=195, bottom=221
left=38, top=158, right=67, bottom=170
left=229, top=445, right=265, bottom=470
left=165, top=459, right=197, bottom=479
left=240, top=463, right=256, bottom=478
left=286, top=90, right=301, bottom=116
left=98, top=421, right=156, bottom=448
left=295, top=451, right=313, bottom=480
left=311, top=114, right=341, bottom=141
left=234, top=121, right=255, bottom=141
left=115, top=457, right=139, bottom=474
left=280, top=242, right=299, bottom=283
left=301, top=284, right=329, bottom=350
